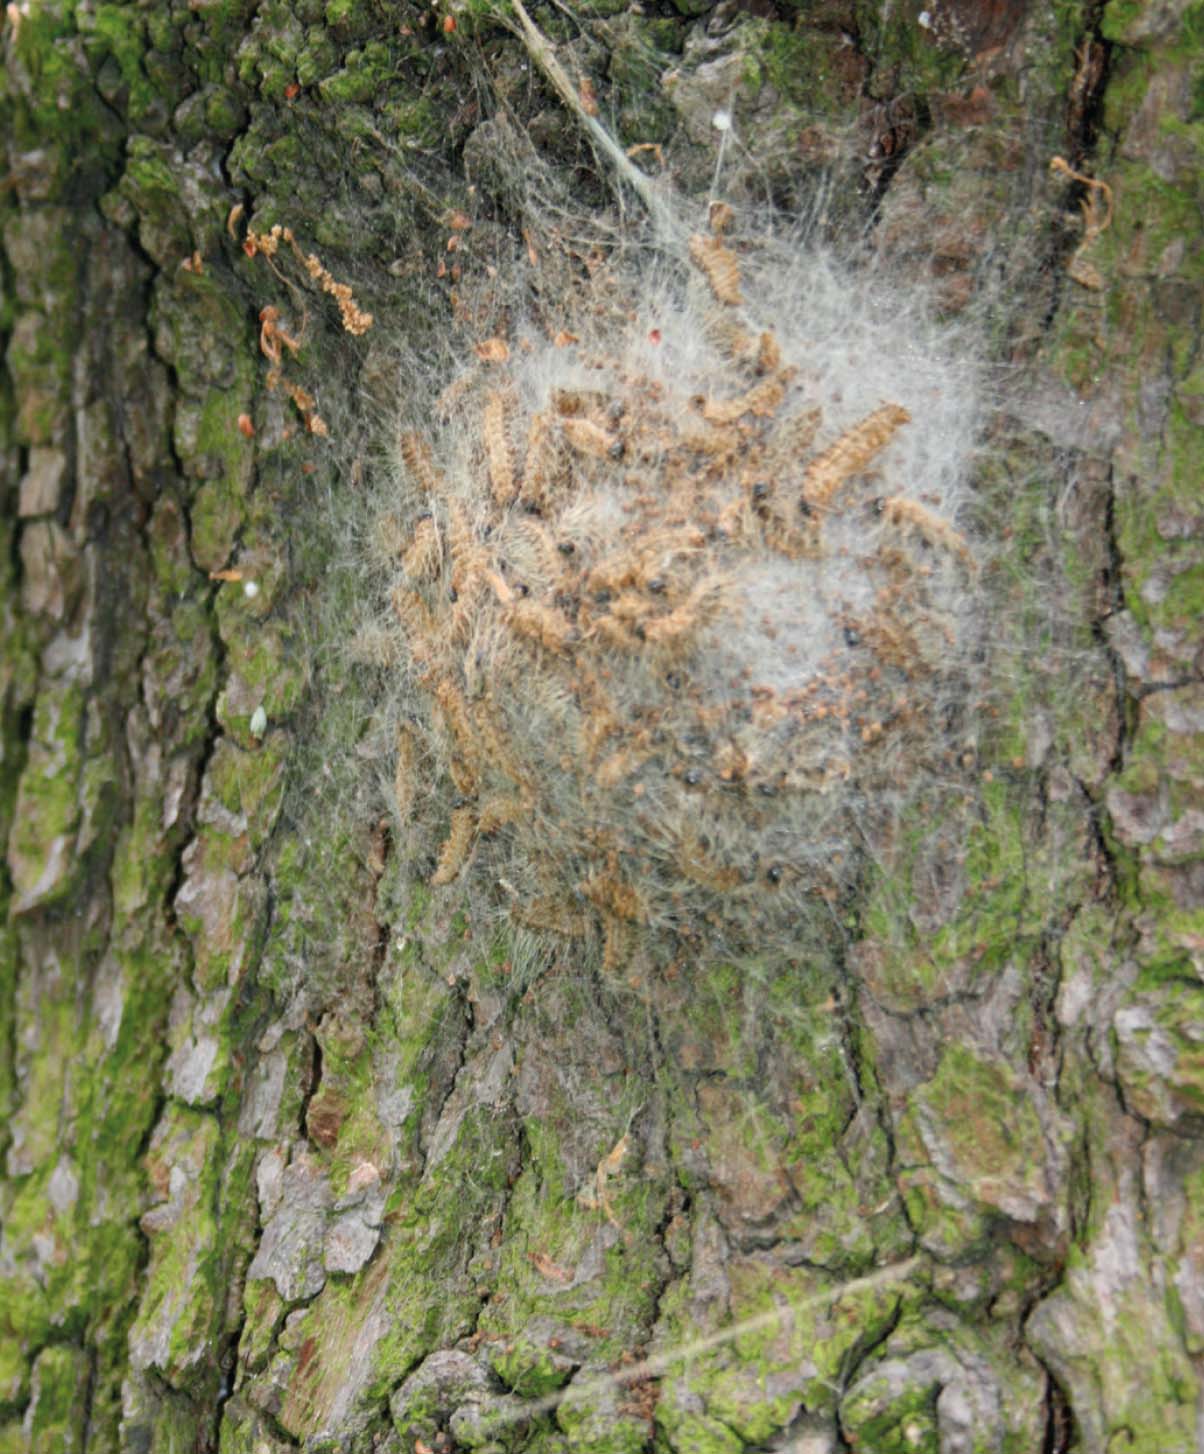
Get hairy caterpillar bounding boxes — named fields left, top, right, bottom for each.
left=361, top=35, right=989, bottom=971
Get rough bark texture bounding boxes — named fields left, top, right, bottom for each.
left=1, top=1, right=1202, bottom=1452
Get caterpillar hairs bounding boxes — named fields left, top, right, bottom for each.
left=354, top=3, right=993, bottom=966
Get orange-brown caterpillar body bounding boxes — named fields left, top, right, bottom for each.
left=802, top=405, right=911, bottom=509
left=689, top=234, right=743, bottom=306
left=431, top=807, right=476, bottom=885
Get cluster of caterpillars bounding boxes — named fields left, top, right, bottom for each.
left=378, top=227, right=976, bottom=965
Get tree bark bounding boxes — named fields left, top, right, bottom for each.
left=2, top=2, right=1202, bottom=1451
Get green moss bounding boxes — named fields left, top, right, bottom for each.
left=324, top=0, right=366, bottom=28
left=119, top=136, right=196, bottom=263
left=488, top=1341, right=573, bottom=1401
left=897, top=1043, right=1050, bottom=1249
left=0, top=1334, right=26, bottom=1413
left=653, top=1376, right=745, bottom=1454
left=473, top=1067, right=667, bottom=1388
left=214, top=625, right=305, bottom=751
left=1160, top=560, right=1204, bottom=621
left=277, top=1112, right=497, bottom=1435
left=1129, top=180, right=1201, bottom=282
left=86, top=4, right=158, bottom=122
left=6, top=310, right=71, bottom=445
left=756, top=13, right=864, bottom=112
left=205, top=85, right=249, bottom=140
left=1115, top=982, right=1204, bottom=1121
left=318, top=43, right=394, bottom=105
left=5, top=4, right=123, bottom=184
left=313, top=1030, right=391, bottom=1192
left=841, top=1373, right=938, bottom=1453
left=1100, top=0, right=1144, bottom=39
left=72, top=944, right=175, bottom=1235
left=127, top=1107, right=223, bottom=1390
left=842, top=1313, right=1047, bottom=1452
left=186, top=420, right=253, bottom=572
left=0, top=903, right=164, bottom=1417
left=0, top=916, right=14, bottom=1147
left=25, top=1344, right=90, bottom=1449
left=206, top=735, right=288, bottom=847
left=166, top=299, right=258, bottom=529
left=363, top=96, right=438, bottom=151
left=856, top=769, right=1067, bottom=1018
left=256, top=827, right=362, bottom=1002
left=608, top=25, right=677, bottom=146
left=1029, top=1230, right=1201, bottom=1453
left=1102, top=0, right=1204, bottom=47
left=7, top=680, right=85, bottom=911
left=296, top=28, right=337, bottom=85
left=553, top=1388, right=647, bottom=1454
left=665, top=962, right=901, bottom=1271
left=853, top=0, right=971, bottom=99
left=657, top=960, right=761, bottom=1080
left=238, top=1281, right=285, bottom=1373
left=654, top=1259, right=914, bottom=1448
left=193, top=0, right=259, bottom=78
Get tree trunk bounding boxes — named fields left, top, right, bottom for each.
left=2, top=2, right=1201, bottom=1451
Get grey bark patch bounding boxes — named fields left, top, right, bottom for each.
left=247, top=1150, right=333, bottom=1302
left=18, top=446, right=66, bottom=517
left=324, top=1208, right=382, bottom=1275
left=239, top=1045, right=290, bottom=1139
left=47, top=1158, right=79, bottom=1215
left=390, top=1348, right=492, bottom=1437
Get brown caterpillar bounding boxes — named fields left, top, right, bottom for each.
left=513, top=894, right=589, bottom=938
left=881, top=496, right=975, bottom=568
left=430, top=807, right=476, bottom=886
left=470, top=696, right=536, bottom=795
left=521, top=410, right=563, bottom=507
left=371, top=214, right=985, bottom=967
left=675, top=835, right=742, bottom=892
left=561, top=416, right=619, bottom=460
left=579, top=862, right=643, bottom=923
left=802, top=404, right=911, bottom=509
left=700, top=370, right=793, bottom=425
left=483, top=389, right=517, bottom=506
left=755, top=330, right=782, bottom=375
left=689, top=233, right=743, bottom=306
left=401, top=516, right=441, bottom=580
left=642, top=579, right=722, bottom=649
left=595, top=741, right=653, bottom=789
left=477, top=793, right=530, bottom=835
left=391, top=586, right=439, bottom=664
left=602, top=915, right=633, bottom=974
left=399, top=430, right=446, bottom=496
left=507, top=599, right=577, bottom=654
left=393, top=725, right=417, bottom=822
left=511, top=518, right=569, bottom=593
left=430, top=677, right=480, bottom=789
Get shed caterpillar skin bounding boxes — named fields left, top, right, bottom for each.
left=370, top=211, right=987, bottom=967
left=430, top=806, right=476, bottom=886
left=881, top=496, right=976, bottom=569
left=393, top=725, right=417, bottom=822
